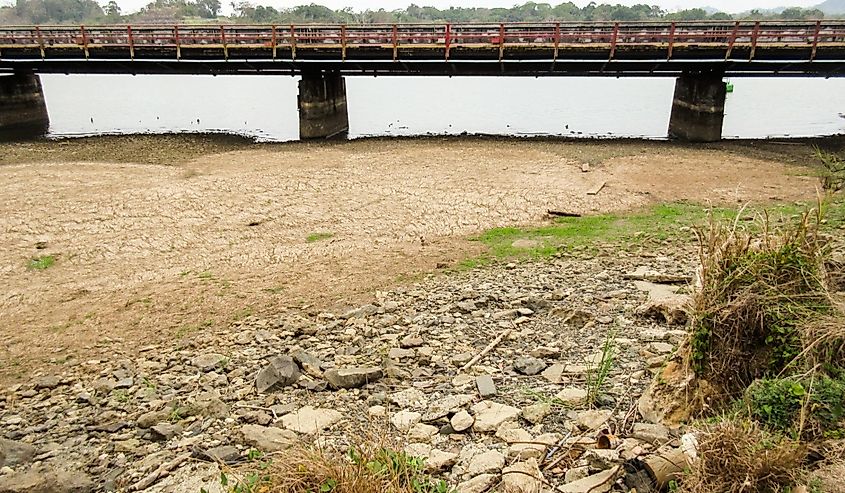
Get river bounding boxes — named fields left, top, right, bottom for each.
left=39, top=74, right=845, bottom=141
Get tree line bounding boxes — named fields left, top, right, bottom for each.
left=0, top=0, right=833, bottom=26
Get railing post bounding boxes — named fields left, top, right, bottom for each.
left=498, top=23, right=505, bottom=61
left=750, top=21, right=760, bottom=60
left=811, top=20, right=821, bottom=61
left=667, top=22, right=675, bottom=59
left=290, top=24, right=296, bottom=60
left=80, top=25, right=89, bottom=59
left=554, top=22, right=560, bottom=61
left=35, top=26, right=45, bottom=59
left=220, top=25, right=228, bottom=60
left=174, top=25, right=181, bottom=60
left=271, top=24, right=277, bottom=59
left=392, top=24, right=398, bottom=62
left=725, top=21, right=739, bottom=60
left=127, top=25, right=134, bottom=60
left=445, top=23, right=451, bottom=60
left=609, top=22, right=619, bottom=60
left=341, top=24, right=346, bottom=61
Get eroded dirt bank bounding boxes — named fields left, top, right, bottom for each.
left=0, top=135, right=833, bottom=383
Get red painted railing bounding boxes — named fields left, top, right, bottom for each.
left=1, top=21, right=845, bottom=61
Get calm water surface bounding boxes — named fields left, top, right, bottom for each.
left=39, top=75, right=845, bottom=141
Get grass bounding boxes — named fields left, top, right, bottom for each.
left=585, top=329, right=618, bottom=408
left=458, top=201, right=845, bottom=268
left=27, top=254, right=56, bottom=270
left=306, top=232, right=335, bottom=243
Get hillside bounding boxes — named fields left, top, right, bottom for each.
left=817, top=0, right=845, bottom=14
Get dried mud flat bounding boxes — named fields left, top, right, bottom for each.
left=0, top=134, right=839, bottom=492
left=0, top=136, right=827, bottom=384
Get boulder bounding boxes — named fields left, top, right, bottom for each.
left=240, top=424, right=297, bottom=452
left=0, top=465, right=94, bottom=493
left=323, top=367, right=383, bottom=389
left=255, top=355, right=300, bottom=393
left=280, top=406, right=342, bottom=435
left=0, top=439, right=35, bottom=468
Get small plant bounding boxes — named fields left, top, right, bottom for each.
left=27, top=255, right=55, bottom=270
left=745, top=378, right=806, bottom=433
left=815, top=147, right=845, bottom=192
left=585, top=329, right=617, bottom=407
left=306, top=232, right=335, bottom=243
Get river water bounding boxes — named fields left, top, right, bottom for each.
left=39, top=74, right=845, bottom=141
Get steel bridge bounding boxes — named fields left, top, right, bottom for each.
left=2, top=21, right=845, bottom=143
left=1, top=21, right=845, bottom=76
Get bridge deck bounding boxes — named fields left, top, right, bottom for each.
left=2, top=21, right=845, bottom=76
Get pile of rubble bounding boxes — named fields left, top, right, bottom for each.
left=0, top=251, right=697, bottom=493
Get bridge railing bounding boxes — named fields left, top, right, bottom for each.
left=1, top=21, right=845, bottom=58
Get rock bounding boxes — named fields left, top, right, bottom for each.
left=457, top=474, right=497, bottom=493
left=368, top=405, right=386, bottom=417
left=323, top=367, right=383, bottom=389
left=409, top=423, right=438, bottom=442
left=426, top=449, right=459, bottom=471
left=0, top=439, right=35, bottom=468
left=404, top=443, right=432, bottom=459
left=541, top=364, right=566, bottom=384
left=502, top=458, right=544, bottom=493
left=564, top=465, right=591, bottom=484
left=150, top=423, right=183, bottom=441
left=558, top=466, right=619, bottom=493
left=530, top=346, right=561, bottom=358
left=467, top=450, right=505, bottom=476
left=280, top=406, right=342, bottom=435
left=450, top=410, right=475, bottom=432
left=451, top=374, right=473, bottom=388
left=192, top=353, right=227, bottom=372
left=400, top=335, right=424, bottom=348
left=391, top=388, right=428, bottom=409
left=631, top=423, right=671, bottom=444
left=522, top=402, right=551, bottom=424
left=583, top=449, right=620, bottom=470
left=637, top=360, right=696, bottom=425
left=255, top=355, right=301, bottom=393
left=136, top=409, right=172, bottom=429
left=390, top=411, right=422, bottom=432
left=575, top=409, right=613, bottom=431
left=205, top=445, right=240, bottom=463
left=633, top=282, right=689, bottom=325
left=240, top=424, right=297, bottom=452
left=475, top=374, right=497, bottom=398
left=422, top=394, right=474, bottom=421
left=649, top=342, right=675, bottom=354
left=452, top=353, right=473, bottom=366
left=514, top=356, right=547, bottom=376
left=471, top=401, right=521, bottom=432
left=291, top=350, right=323, bottom=378
left=555, top=387, right=588, bottom=406
left=0, top=465, right=94, bottom=493
left=388, top=347, right=415, bottom=360
left=34, top=376, right=62, bottom=390
left=185, top=392, right=229, bottom=419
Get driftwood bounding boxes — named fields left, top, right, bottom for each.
left=547, top=210, right=582, bottom=218
left=622, top=273, right=691, bottom=284
left=129, top=452, right=192, bottom=491
left=461, top=328, right=512, bottom=370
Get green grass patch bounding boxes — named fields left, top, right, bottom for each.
left=462, top=201, right=845, bottom=267
left=306, top=232, right=335, bottom=243
left=27, top=255, right=56, bottom=270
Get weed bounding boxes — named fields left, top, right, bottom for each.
left=232, top=307, right=254, bottom=321
left=815, top=147, right=845, bottom=192
left=307, top=232, right=335, bottom=243
left=585, top=329, right=617, bottom=407
left=27, top=255, right=55, bottom=270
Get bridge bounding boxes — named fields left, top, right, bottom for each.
left=2, top=21, right=845, bottom=141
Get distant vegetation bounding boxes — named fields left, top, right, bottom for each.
left=0, top=0, right=840, bottom=26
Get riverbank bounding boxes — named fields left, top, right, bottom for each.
left=0, top=135, right=834, bottom=385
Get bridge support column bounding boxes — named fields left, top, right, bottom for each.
left=0, top=72, right=49, bottom=140
left=668, top=72, right=726, bottom=143
left=298, top=71, right=349, bottom=140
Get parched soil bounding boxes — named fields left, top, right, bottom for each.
left=0, top=135, right=827, bottom=383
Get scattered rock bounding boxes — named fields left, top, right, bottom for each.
left=558, top=466, right=620, bottom=493
left=514, top=356, right=547, bottom=376
left=457, top=473, right=497, bottom=493
left=281, top=406, right=342, bottom=435
left=522, top=402, right=551, bottom=424
left=240, top=424, right=297, bottom=452
left=475, top=375, right=497, bottom=398
left=390, top=410, right=422, bottom=432
left=0, top=464, right=94, bottom=493
left=631, top=422, right=671, bottom=444
left=323, top=367, right=383, bottom=389
left=192, top=353, right=227, bottom=372
left=255, top=355, right=301, bottom=393
left=467, top=450, right=505, bottom=476
left=502, top=458, right=544, bottom=493
left=575, top=409, right=613, bottom=431
left=0, top=439, right=35, bottom=468
left=555, top=387, right=588, bottom=406
left=450, top=410, right=475, bottom=432
left=471, top=401, right=521, bottom=432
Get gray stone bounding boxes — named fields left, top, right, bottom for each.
left=323, top=367, right=383, bottom=389
left=558, top=466, right=619, bottom=493
left=467, top=450, right=505, bottom=476
left=475, top=374, right=497, bottom=398
left=0, top=465, right=94, bottom=493
left=631, top=422, right=671, bottom=444
left=390, top=410, right=422, bottom=432
left=575, top=409, right=613, bottom=431
left=555, top=387, right=588, bottom=406
left=291, top=350, right=323, bottom=378
left=280, top=406, right=342, bottom=434
left=514, top=356, right=547, bottom=376
left=422, top=394, right=474, bottom=421
left=502, top=458, right=544, bottom=493
left=426, top=449, right=459, bottom=471
left=192, top=353, right=227, bottom=372
left=240, top=424, right=297, bottom=452
left=450, top=410, right=475, bottom=432
left=457, top=474, right=497, bottom=493
left=255, top=355, right=301, bottom=393
left=136, top=409, right=171, bottom=429
left=0, top=439, right=35, bottom=468
left=34, top=376, right=61, bottom=390
left=205, top=445, right=240, bottom=463
left=400, top=335, right=424, bottom=348
left=471, top=401, right=521, bottom=432
left=522, top=402, right=551, bottom=424
left=150, top=423, right=183, bottom=441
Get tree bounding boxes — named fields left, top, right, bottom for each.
left=195, top=0, right=220, bottom=17
left=104, top=0, right=120, bottom=18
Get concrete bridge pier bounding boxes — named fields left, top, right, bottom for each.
left=667, top=72, right=727, bottom=143
left=298, top=71, right=349, bottom=140
left=0, top=72, right=49, bottom=140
